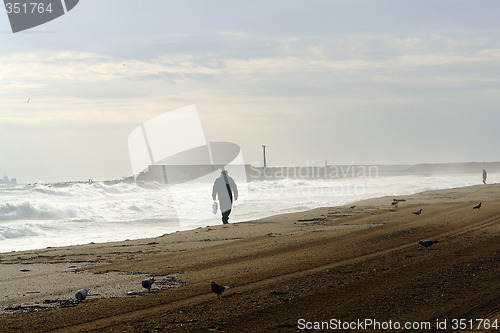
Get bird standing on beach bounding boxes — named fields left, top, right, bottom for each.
left=211, top=281, right=229, bottom=297
left=473, top=202, right=481, bottom=209
left=75, top=288, right=90, bottom=300
left=391, top=199, right=406, bottom=208
left=142, top=278, right=155, bottom=291
left=419, top=240, right=439, bottom=248
left=393, top=199, right=406, bottom=203
left=412, top=209, right=422, bottom=216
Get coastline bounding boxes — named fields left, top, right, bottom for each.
left=0, top=184, right=499, bottom=332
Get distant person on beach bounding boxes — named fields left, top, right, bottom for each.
left=212, top=170, right=238, bottom=224
left=482, top=169, right=487, bottom=185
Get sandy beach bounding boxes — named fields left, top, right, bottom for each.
left=0, top=184, right=499, bottom=332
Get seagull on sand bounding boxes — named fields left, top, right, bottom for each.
left=412, top=209, right=422, bottom=216
left=391, top=199, right=406, bottom=207
left=142, top=278, right=155, bottom=291
left=211, top=281, right=229, bottom=297
left=75, top=288, right=90, bottom=300
left=473, top=202, right=481, bottom=209
left=419, top=240, right=439, bottom=248
left=25, top=98, right=30, bottom=103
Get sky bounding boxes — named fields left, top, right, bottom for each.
left=1, top=0, right=500, bottom=183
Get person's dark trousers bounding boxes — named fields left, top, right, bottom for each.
left=222, top=209, right=231, bottom=224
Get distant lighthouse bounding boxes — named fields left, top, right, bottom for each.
left=262, top=145, right=267, bottom=168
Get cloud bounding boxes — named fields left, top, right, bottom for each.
left=2, top=33, right=500, bottom=130
left=3, top=81, right=45, bottom=91
left=3, top=32, right=500, bottom=87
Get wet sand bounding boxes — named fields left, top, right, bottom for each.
left=0, top=184, right=499, bottom=332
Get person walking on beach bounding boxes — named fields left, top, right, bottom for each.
left=212, top=170, right=238, bottom=224
left=482, top=169, right=487, bottom=185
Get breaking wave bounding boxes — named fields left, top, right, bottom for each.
left=0, top=223, right=44, bottom=240
left=31, top=182, right=150, bottom=197
left=0, top=201, right=81, bottom=220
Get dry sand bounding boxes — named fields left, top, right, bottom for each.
left=0, top=184, right=499, bottom=332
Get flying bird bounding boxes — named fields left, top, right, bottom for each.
left=473, top=202, right=481, bottom=209
left=211, top=281, right=229, bottom=297
left=412, top=209, right=422, bottom=216
left=75, top=288, right=90, bottom=301
left=142, top=278, right=155, bottom=291
left=419, top=240, right=439, bottom=248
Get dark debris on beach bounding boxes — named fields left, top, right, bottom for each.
left=3, top=299, right=80, bottom=313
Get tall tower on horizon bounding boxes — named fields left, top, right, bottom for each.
left=262, top=145, right=267, bottom=167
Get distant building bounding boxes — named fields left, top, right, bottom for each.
left=0, top=175, right=17, bottom=185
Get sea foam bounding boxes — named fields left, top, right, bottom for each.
left=0, top=173, right=497, bottom=252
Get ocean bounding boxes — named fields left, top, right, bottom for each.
left=0, top=173, right=496, bottom=253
